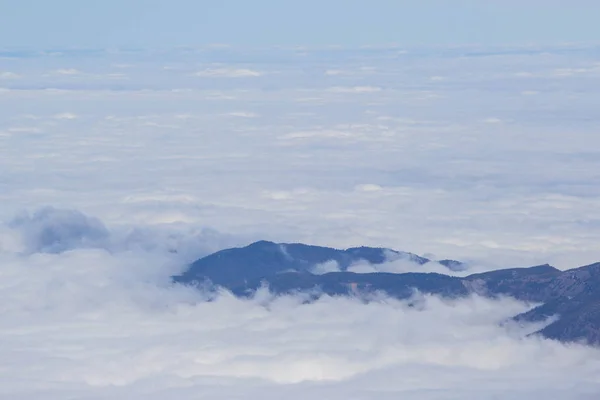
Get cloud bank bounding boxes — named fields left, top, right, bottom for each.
left=2, top=45, right=600, bottom=269
left=0, top=209, right=599, bottom=399
left=195, top=67, right=263, bottom=77
left=2, top=44, right=600, bottom=398
left=1, top=228, right=600, bottom=399
left=9, top=207, right=110, bottom=253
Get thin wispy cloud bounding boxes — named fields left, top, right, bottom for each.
left=226, top=111, right=260, bottom=118
left=54, top=68, right=82, bottom=75
left=327, top=86, right=382, bottom=93
left=195, top=67, right=263, bottom=78
left=53, top=112, right=78, bottom=119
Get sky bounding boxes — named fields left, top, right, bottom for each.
left=1, top=0, right=600, bottom=48
left=2, top=2, right=600, bottom=399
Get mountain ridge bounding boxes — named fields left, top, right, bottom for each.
left=173, top=240, right=600, bottom=345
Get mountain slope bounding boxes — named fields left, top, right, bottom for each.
left=513, top=262, right=600, bottom=344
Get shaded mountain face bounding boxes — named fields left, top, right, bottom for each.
left=173, top=241, right=600, bottom=345
left=512, top=262, right=600, bottom=344
left=173, top=240, right=465, bottom=287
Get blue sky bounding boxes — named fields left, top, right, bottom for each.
left=1, top=0, right=600, bottom=48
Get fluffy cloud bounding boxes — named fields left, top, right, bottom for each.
left=2, top=46, right=600, bottom=270
left=0, top=238, right=599, bottom=399
left=311, top=259, right=342, bottom=274
left=5, top=207, right=246, bottom=265
left=9, top=207, right=110, bottom=253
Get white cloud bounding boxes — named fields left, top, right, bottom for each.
left=327, top=86, right=382, bottom=93
left=0, top=236, right=598, bottom=399
left=280, top=129, right=356, bottom=140
left=195, top=68, right=262, bottom=78
left=55, top=68, right=82, bottom=75
left=111, top=63, right=134, bottom=69
left=355, top=184, right=383, bottom=192
left=9, top=207, right=110, bottom=254
left=483, top=117, right=503, bottom=124
left=515, top=71, right=534, bottom=77
left=3, top=44, right=600, bottom=396
left=311, top=260, right=342, bottom=274
left=1, top=49, right=599, bottom=268
left=226, top=111, right=259, bottom=118
left=0, top=71, right=20, bottom=79
left=7, top=126, right=43, bottom=133
left=53, top=112, right=78, bottom=119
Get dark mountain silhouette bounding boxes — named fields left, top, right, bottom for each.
left=174, top=240, right=465, bottom=287
left=173, top=240, right=600, bottom=345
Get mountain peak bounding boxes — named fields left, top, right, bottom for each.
left=245, top=240, right=279, bottom=249
left=173, top=240, right=449, bottom=287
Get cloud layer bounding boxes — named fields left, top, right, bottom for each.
left=1, top=209, right=600, bottom=398
left=1, top=231, right=600, bottom=399
left=2, top=45, right=600, bottom=269
left=2, top=45, right=600, bottom=398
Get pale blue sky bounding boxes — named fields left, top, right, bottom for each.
left=1, top=0, right=599, bottom=48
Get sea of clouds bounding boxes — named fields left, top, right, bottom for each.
left=1, top=222, right=600, bottom=399
left=1, top=44, right=600, bottom=398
